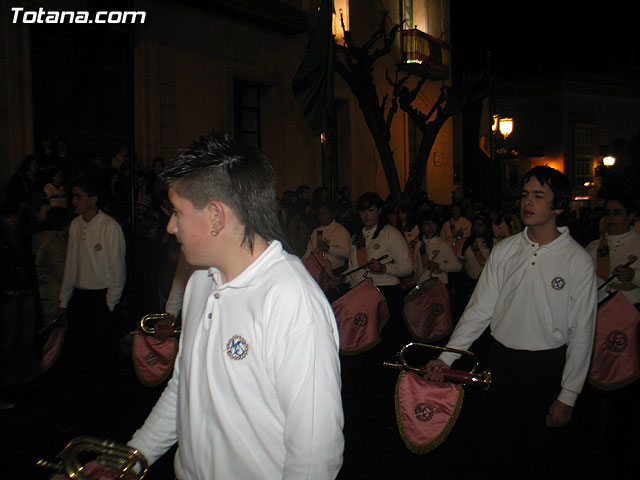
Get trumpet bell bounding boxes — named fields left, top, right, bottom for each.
left=37, top=436, right=148, bottom=480
left=138, top=313, right=180, bottom=336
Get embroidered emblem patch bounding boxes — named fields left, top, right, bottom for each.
left=414, top=402, right=435, bottom=422
left=353, top=312, right=368, bottom=327
left=605, top=330, right=628, bottom=353
left=373, top=243, right=380, bottom=250
left=226, top=335, right=250, bottom=360
left=145, top=352, right=159, bottom=365
left=550, top=277, right=565, bottom=290
left=94, top=243, right=102, bottom=251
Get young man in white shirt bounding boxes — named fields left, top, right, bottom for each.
left=586, top=195, right=640, bottom=306
left=58, top=176, right=126, bottom=383
left=302, top=201, right=351, bottom=274
left=424, top=166, right=597, bottom=477
left=128, top=133, right=344, bottom=479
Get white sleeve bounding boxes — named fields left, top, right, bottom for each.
left=330, top=226, right=352, bottom=261
left=439, top=246, right=501, bottom=365
left=437, top=241, right=463, bottom=273
left=559, top=257, right=597, bottom=406
left=383, top=228, right=413, bottom=278
left=274, top=321, right=344, bottom=479
left=59, top=221, right=78, bottom=308
left=105, top=222, right=126, bottom=311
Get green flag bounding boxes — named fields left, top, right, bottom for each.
left=292, top=0, right=335, bottom=136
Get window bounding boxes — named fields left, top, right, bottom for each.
left=573, top=124, right=595, bottom=187
left=234, top=82, right=261, bottom=149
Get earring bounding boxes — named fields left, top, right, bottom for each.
left=210, top=228, right=218, bottom=237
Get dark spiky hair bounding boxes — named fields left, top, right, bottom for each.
left=159, top=132, right=287, bottom=252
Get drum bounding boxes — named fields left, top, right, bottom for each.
left=588, top=292, right=640, bottom=390
left=303, top=251, right=334, bottom=292
left=331, top=278, right=390, bottom=355
left=402, top=278, right=452, bottom=342
left=394, top=370, right=464, bottom=454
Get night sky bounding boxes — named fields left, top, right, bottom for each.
left=450, top=2, right=639, bottom=80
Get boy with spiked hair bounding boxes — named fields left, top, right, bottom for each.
left=129, top=133, right=344, bottom=479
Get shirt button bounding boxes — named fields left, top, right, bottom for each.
left=532, top=262, right=536, bottom=265
left=214, top=293, right=220, bottom=299
left=208, top=313, right=212, bottom=319
left=533, top=253, right=537, bottom=256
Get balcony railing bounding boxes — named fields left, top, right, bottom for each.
left=401, top=29, right=450, bottom=79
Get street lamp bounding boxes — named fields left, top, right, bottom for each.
left=498, top=117, right=513, bottom=138
left=602, top=156, right=616, bottom=167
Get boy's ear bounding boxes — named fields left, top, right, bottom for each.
left=208, top=201, right=225, bottom=235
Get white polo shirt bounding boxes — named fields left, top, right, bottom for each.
left=440, top=227, right=597, bottom=406
left=346, top=224, right=413, bottom=287
left=586, top=229, right=640, bottom=305
left=129, top=240, right=344, bottom=479
left=302, top=219, right=351, bottom=271
left=59, top=210, right=126, bottom=311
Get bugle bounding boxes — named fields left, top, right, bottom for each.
left=383, top=342, right=491, bottom=390
left=37, top=436, right=148, bottom=480
left=135, top=313, right=180, bottom=336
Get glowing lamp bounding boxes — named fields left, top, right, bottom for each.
left=602, top=156, right=616, bottom=167
left=498, top=117, right=513, bottom=138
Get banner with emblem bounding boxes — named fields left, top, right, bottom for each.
left=331, top=278, right=389, bottom=355
left=395, top=370, right=464, bottom=454
left=132, top=317, right=179, bottom=387
left=588, top=292, right=640, bottom=390
left=402, top=278, right=452, bottom=342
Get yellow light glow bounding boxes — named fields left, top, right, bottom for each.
left=498, top=117, right=513, bottom=138
left=332, top=1, right=349, bottom=45
left=492, top=114, right=498, bottom=133
left=602, top=156, right=616, bottom=166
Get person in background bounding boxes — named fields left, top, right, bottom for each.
left=440, top=204, right=471, bottom=254
left=43, top=165, right=67, bottom=209
left=303, top=201, right=351, bottom=274
left=412, top=211, right=462, bottom=287
left=57, top=176, right=126, bottom=385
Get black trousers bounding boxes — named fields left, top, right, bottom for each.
left=478, top=337, right=570, bottom=479
left=62, top=289, right=118, bottom=384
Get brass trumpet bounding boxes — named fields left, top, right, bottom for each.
left=37, top=436, right=148, bottom=479
left=383, top=342, right=492, bottom=390
left=135, top=313, right=180, bottom=336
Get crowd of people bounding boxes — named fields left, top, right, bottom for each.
left=1, top=136, right=639, bottom=478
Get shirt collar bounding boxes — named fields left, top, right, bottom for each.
left=605, top=229, right=633, bottom=242
left=522, top=226, right=570, bottom=250
left=208, top=240, right=283, bottom=290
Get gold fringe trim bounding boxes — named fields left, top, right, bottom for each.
left=588, top=370, right=640, bottom=391
left=394, top=371, right=465, bottom=455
